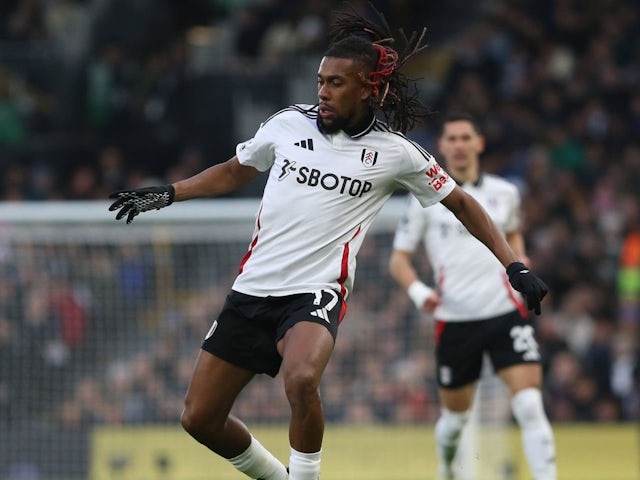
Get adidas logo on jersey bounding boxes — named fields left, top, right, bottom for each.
left=294, top=138, right=314, bottom=150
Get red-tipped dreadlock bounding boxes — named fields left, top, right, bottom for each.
left=326, top=2, right=431, bottom=133
left=370, top=43, right=398, bottom=101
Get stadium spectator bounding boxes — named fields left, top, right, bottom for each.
left=0, top=70, right=27, bottom=148
left=618, top=226, right=640, bottom=335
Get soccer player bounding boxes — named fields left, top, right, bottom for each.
left=389, top=113, right=557, bottom=480
left=108, top=7, right=548, bottom=480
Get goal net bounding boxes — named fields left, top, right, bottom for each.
left=0, top=198, right=512, bottom=480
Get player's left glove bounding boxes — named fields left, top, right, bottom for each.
left=506, top=262, right=549, bottom=315
left=109, top=184, right=175, bottom=224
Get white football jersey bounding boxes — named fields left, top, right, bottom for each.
left=393, top=174, right=526, bottom=321
left=232, top=104, right=454, bottom=299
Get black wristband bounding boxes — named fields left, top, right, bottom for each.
left=164, top=184, right=175, bottom=204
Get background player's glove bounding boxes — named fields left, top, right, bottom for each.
left=109, top=185, right=175, bottom=224
left=506, top=262, right=549, bottom=315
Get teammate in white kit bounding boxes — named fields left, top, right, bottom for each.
left=109, top=6, right=548, bottom=480
left=389, top=113, right=556, bottom=480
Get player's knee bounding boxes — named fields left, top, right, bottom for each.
left=435, top=408, right=470, bottom=444
left=180, top=408, right=198, bottom=439
left=180, top=404, right=203, bottom=437
left=180, top=401, right=223, bottom=439
left=511, top=388, right=547, bottom=427
left=283, top=366, right=320, bottom=407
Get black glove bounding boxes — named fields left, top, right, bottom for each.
left=506, top=262, right=549, bottom=315
left=109, top=185, right=175, bottom=224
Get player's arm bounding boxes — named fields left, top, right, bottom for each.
left=109, top=156, right=260, bottom=223
left=389, top=249, right=420, bottom=290
left=389, top=249, right=440, bottom=313
left=440, top=185, right=548, bottom=313
left=173, top=156, right=259, bottom=201
left=441, top=186, right=518, bottom=266
left=506, top=230, right=530, bottom=265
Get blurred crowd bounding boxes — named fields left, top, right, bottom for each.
left=0, top=0, right=462, bottom=200
left=0, top=0, right=639, bottom=442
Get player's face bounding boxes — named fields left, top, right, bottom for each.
left=438, top=120, right=485, bottom=171
left=317, top=56, right=372, bottom=134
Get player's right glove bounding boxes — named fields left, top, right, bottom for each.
left=506, top=262, right=549, bottom=315
left=109, top=184, right=175, bottom=224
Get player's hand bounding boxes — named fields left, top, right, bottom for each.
left=108, top=185, right=175, bottom=224
left=407, top=280, right=440, bottom=314
left=506, top=262, right=549, bottom=315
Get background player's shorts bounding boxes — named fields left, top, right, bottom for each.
left=435, top=310, right=541, bottom=388
left=202, top=289, right=343, bottom=377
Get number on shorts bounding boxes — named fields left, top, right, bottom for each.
left=310, top=289, right=339, bottom=323
left=510, top=325, right=540, bottom=361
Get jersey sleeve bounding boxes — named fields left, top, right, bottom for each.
left=393, top=194, right=428, bottom=253
left=235, top=116, right=281, bottom=172
left=503, top=183, right=522, bottom=233
left=395, top=140, right=455, bottom=207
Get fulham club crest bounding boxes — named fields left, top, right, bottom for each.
left=361, top=148, right=378, bottom=167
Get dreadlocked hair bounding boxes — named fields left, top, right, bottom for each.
left=325, top=2, right=430, bottom=133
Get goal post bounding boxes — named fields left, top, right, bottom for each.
left=0, top=197, right=512, bottom=480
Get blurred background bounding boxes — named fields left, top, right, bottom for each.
left=0, top=0, right=638, bottom=479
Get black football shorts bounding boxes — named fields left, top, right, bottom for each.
left=202, top=289, right=343, bottom=377
left=435, top=310, right=541, bottom=388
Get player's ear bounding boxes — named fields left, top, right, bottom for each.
left=476, top=134, right=486, bottom=155
left=357, top=72, right=375, bottom=100
left=361, top=86, right=374, bottom=101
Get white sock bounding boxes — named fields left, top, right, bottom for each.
left=434, top=409, right=469, bottom=476
left=511, top=388, right=557, bottom=480
left=228, top=435, right=288, bottom=480
left=288, top=447, right=321, bottom=480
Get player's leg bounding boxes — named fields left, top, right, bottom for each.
left=491, top=311, right=556, bottom=480
left=181, top=349, right=254, bottom=456
left=181, top=350, right=288, bottom=480
left=276, top=289, right=342, bottom=480
left=434, top=320, right=484, bottom=479
left=499, top=364, right=557, bottom=480
left=182, top=291, right=289, bottom=480
left=277, top=321, right=334, bottom=480
left=436, top=384, right=475, bottom=479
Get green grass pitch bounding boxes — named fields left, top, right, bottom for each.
left=91, top=424, right=639, bottom=479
